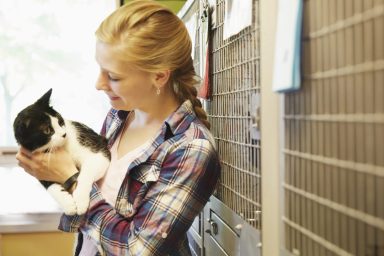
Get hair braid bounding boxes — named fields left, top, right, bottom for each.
left=173, top=59, right=211, bottom=129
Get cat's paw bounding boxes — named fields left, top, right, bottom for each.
left=47, top=184, right=77, bottom=215
left=62, top=200, right=77, bottom=215
left=73, top=189, right=90, bottom=215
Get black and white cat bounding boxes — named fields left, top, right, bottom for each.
left=13, top=89, right=110, bottom=215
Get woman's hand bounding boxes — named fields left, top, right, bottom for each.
left=16, top=147, right=78, bottom=184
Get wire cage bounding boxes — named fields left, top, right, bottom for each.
left=283, top=0, right=384, bottom=255
left=179, top=1, right=261, bottom=254
left=206, top=0, right=261, bottom=230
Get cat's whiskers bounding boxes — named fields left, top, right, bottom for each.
left=44, top=144, right=54, bottom=167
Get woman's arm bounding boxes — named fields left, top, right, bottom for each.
left=59, top=138, right=220, bottom=255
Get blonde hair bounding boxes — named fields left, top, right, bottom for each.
left=95, top=0, right=210, bottom=129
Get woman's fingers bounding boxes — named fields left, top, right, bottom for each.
left=16, top=146, right=78, bottom=183
left=16, top=148, right=45, bottom=179
left=16, top=149, right=32, bottom=166
left=18, top=162, right=33, bottom=175
left=19, top=147, right=33, bottom=158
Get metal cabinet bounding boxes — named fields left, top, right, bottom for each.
left=188, top=196, right=261, bottom=256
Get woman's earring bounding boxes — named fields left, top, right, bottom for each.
left=156, top=88, right=161, bottom=95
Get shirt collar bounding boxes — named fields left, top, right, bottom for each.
left=112, top=100, right=196, bottom=139
left=163, top=100, right=196, bottom=136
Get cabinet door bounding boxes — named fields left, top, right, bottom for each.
left=203, top=196, right=261, bottom=256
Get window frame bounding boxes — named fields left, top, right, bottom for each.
left=0, top=0, right=120, bottom=231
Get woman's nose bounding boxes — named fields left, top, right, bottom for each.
left=95, top=73, right=110, bottom=91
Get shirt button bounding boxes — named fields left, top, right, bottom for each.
left=161, top=232, right=168, bottom=239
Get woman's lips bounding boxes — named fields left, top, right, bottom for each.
left=108, top=95, right=120, bottom=101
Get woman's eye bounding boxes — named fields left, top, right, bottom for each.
left=108, top=75, right=120, bottom=82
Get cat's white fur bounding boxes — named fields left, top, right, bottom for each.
left=42, top=116, right=109, bottom=215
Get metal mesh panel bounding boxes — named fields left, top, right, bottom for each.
left=283, top=0, right=384, bottom=255
left=207, top=0, right=261, bottom=230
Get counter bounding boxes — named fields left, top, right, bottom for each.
left=0, top=164, right=63, bottom=233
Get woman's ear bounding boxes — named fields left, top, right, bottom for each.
left=152, top=70, right=171, bottom=88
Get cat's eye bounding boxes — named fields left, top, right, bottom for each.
left=42, top=126, right=52, bottom=135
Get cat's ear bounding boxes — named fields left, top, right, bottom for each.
left=35, top=88, right=53, bottom=107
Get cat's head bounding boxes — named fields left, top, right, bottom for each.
left=13, top=89, right=67, bottom=152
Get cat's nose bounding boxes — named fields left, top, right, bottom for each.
left=62, top=133, right=66, bottom=138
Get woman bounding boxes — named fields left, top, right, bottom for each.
left=16, top=0, right=220, bottom=255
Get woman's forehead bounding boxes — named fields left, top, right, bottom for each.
left=95, top=42, right=129, bottom=74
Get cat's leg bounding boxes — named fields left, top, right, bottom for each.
left=73, top=154, right=109, bottom=215
left=47, top=183, right=77, bottom=215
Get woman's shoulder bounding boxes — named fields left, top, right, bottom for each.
left=186, top=120, right=215, bottom=144
left=164, top=100, right=216, bottom=148
left=165, top=119, right=217, bottom=157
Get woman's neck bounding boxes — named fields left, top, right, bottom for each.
left=130, top=94, right=180, bottom=128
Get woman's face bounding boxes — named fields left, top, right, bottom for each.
left=95, top=41, right=155, bottom=111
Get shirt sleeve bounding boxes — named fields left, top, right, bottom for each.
left=58, top=138, right=221, bottom=256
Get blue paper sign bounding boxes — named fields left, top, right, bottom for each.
left=273, top=0, right=303, bottom=92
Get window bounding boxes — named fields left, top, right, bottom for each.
left=0, top=0, right=115, bottom=147
left=0, top=0, right=116, bottom=216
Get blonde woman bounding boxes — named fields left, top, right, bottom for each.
left=16, top=0, right=220, bottom=255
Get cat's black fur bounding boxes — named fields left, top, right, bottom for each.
left=13, top=97, right=65, bottom=152
left=71, top=122, right=110, bottom=156
left=13, top=89, right=110, bottom=215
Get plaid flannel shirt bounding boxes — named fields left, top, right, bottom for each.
left=58, top=100, right=221, bottom=256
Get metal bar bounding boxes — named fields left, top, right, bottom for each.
left=283, top=113, right=384, bottom=123
left=306, top=5, right=384, bottom=39
left=283, top=217, right=354, bottom=256
left=284, top=183, right=384, bottom=231
left=303, top=60, right=384, bottom=80
left=284, top=149, right=384, bottom=177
